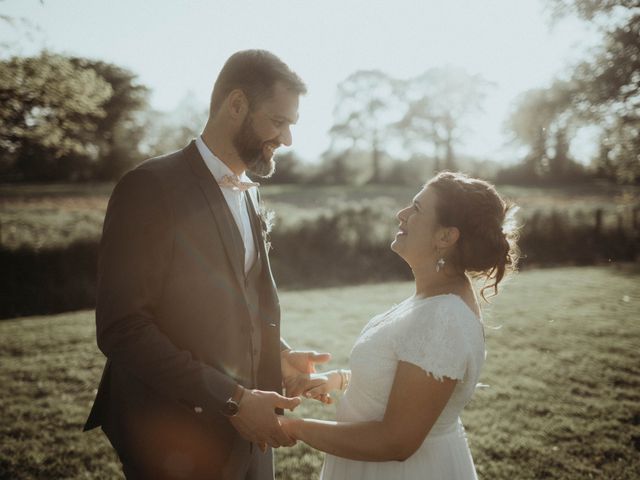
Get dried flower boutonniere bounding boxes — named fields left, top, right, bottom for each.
left=256, top=203, right=275, bottom=253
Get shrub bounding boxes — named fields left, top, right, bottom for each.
left=1, top=206, right=637, bottom=319
left=269, top=201, right=410, bottom=288
left=1, top=240, right=97, bottom=319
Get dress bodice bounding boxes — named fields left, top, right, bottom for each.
left=337, top=294, right=486, bottom=437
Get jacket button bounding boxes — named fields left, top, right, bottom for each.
left=194, top=406, right=203, bottom=414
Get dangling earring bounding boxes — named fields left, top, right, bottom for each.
left=436, top=256, right=446, bottom=273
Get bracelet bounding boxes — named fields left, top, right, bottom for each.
left=338, top=369, right=351, bottom=391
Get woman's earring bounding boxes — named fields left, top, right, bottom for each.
left=436, top=257, right=446, bottom=273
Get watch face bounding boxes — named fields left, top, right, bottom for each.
left=223, top=400, right=239, bottom=417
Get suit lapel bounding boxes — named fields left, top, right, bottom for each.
left=245, top=190, right=280, bottom=327
left=183, top=141, right=246, bottom=291
left=245, top=191, right=265, bottom=260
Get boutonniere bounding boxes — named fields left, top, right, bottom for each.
left=256, top=203, right=275, bottom=253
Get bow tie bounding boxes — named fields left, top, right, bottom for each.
left=218, top=175, right=260, bottom=191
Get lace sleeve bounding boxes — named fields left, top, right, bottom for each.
left=393, top=299, right=468, bottom=382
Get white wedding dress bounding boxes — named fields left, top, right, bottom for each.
left=321, top=294, right=485, bottom=480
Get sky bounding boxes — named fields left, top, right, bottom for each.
left=1, top=0, right=602, bottom=164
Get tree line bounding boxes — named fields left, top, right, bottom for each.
left=316, top=0, right=639, bottom=186
left=0, top=0, right=637, bottom=184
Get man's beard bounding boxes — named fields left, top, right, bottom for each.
left=233, top=115, right=277, bottom=178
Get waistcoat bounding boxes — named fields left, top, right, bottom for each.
left=223, top=192, right=264, bottom=388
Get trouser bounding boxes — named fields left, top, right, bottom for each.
left=245, top=447, right=274, bottom=480
left=107, top=426, right=274, bottom=480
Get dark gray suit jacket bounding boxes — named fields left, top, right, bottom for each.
left=84, top=141, right=284, bottom=477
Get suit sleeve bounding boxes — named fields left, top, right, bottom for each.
left=95, top=167, right=236, bottom=416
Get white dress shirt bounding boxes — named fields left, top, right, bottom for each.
left=195, top=136, right=257, bottom=274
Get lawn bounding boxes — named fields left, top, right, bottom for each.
left=1, top=266, right=639, bottom=479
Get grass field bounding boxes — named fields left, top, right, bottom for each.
left=1, top=181, right=638, bottom=249
left=1, top=266, right=639, bottom=479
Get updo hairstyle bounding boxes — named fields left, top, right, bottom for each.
left=427, top=171, right=520, bottom=300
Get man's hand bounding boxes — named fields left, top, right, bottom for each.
left=229, top=389, right=300, bottom=449
left=281, top=349, right=331, bottom=399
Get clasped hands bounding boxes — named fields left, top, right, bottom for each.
left=229, top=349, right=336, bottom=450
left=281, top=349, right=335, bottom=404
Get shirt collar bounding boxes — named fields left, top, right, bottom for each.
left=195, top=135, right=251, bottom=183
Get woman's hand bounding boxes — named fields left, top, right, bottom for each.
left=281, top=349, right=331, bottom=399
left=302, top=370, right=343, bottom=402
left=279, top=415, right=304, bottom=441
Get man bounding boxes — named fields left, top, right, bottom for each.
left=84, top=50, right=330, bottom=479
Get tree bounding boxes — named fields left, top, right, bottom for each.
left=397, top=67, right=490, bottom=173
left=596, top=118, right=640, bottom=183
left=507, top=80, right=575, bottom=180
left=548, top=0, right=640, bottom=183
left=328, top=70, right=401, bottom=183
left=548, top=0, right=639, bottom=21
left=259, top=151, right=304, bottom=184
left=0, top=52, right=112, bottom=180
left=327, top=67, right=490, bottom=183
left=0, top=0, right=44, bottom=53
left=574, top=12, right=640, bottom=182
left=140, top=91, right=207, bottom=159
left=70, top=58, right=150, bottom=180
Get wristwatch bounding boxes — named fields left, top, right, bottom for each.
left=222, top=385, right=245, bottom=417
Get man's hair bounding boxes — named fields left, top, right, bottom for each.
left=210, top=50, right=307, bottom=114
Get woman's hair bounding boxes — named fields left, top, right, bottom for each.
left=427, top=171, right=520, bottom=300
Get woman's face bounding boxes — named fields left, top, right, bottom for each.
left=391, top=186, right=441, bottom=268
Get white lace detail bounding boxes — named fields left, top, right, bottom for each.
left=356, top=298, right=415, bottom=344
left=393, top=297, right=469, bottom=381
left=341, top=294, right=484, bottom=419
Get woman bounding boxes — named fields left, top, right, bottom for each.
left=280, top=172, right=519, bottom=479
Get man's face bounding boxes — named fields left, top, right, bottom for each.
left=233, top=81, right=300, bottom=177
